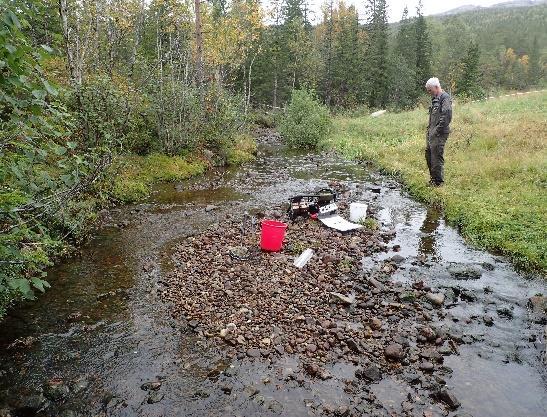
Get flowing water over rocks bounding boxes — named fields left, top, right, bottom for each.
left=0, top=129, right=545, bottom=417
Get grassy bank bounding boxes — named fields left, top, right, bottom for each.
left=322, top=92, right=547, bottom=272
left=107, top=154, right=207, bottom=202
left=106, top=135, right=257, bottom=202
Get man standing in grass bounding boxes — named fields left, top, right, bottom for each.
left=425, top=77, right=452, bottom=186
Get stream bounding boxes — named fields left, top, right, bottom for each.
left=0, top=129, right=545, bottom=417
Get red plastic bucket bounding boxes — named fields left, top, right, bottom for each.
left=260, top=220, right=288, bottom=252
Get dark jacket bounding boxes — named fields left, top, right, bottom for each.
left=428, top=91, right=452, bottom=136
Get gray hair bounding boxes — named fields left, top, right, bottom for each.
left=425, top=77, right=441, bottom=89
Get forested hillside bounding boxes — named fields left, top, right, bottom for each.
left=427, top=3, right=547, bottom=92
left=0, top=0, right=545, bottom=315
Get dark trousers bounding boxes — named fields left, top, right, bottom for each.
left=425, top=134, right=448, bottom=185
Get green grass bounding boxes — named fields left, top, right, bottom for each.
left=227, top=133, right=258, bottom=166
left=359, top=217, right=379, bottom=231
left=322, top=92, right=547, bottom=272
left=107, top=153, right=207, bottom=202
left=106, top=133, right=257, bottom=202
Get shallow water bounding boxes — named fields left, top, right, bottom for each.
left=0, top=131, right=545, bottom=416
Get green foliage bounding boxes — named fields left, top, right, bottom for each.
left=319, top=2, right=365, bottom=108
left=394, top=7, right=416, bottom=66
left=414, top=3, right=432, bottom=92
left=0, top=3, right=110, bottom=317
left=227, top=134, right=257, bottom=165
left=429, top=4, right=547, bottom=93
left=325, top=92, right=547, bottom=272
left=200, top=88, right=248, bottom=158
left=364, top=0, right=389, bottom=108
left=360, top=217, right=379, bottom=231
left=389, top=3, right=432, bottom=110
left=279, top=89, right=332, bottom=149
left=252, top=110, right=276, bottom=128
left=528, top=36, right=543, bottom=86
left=249, top=0, right=315, bottom=107
left=0, top=2, right=64, bottom=141
left=148, top=84, right=246, bottom=160
left=76, top=75, right=156, bottom=154
left=389, top=54, right=418, bottom=110
left=457, top=42, right=485, bottom=99
left=391, top=8, right=418, bottom=109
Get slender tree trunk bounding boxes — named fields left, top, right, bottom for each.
left=242, top=64, right=247, bottom=107
left=325, top=0, right=334, bottom=106
left=194, top=0, right=204, bottom=98
left=156, top=14, right=165, bottom=147
left=93, top=0, right=99, bottom=73
left=107, top=16, right=115, bottom=76
left=129, top=0, right=145, bottom=78
left=59, top=0, right=80, bottom=87
left=273, top=74, right=278, bottom=108
left=246, top=54, right=256, bottom=113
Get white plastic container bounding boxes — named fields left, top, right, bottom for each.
left=294, top=248, right=314, bottom=268
left=349, top=203, right=368, bottom=223
left=370, top=109, right=387, bottom=118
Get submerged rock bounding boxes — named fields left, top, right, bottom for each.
left=346, top=338, right=362, bottom=353
left=147, top=391, right=164, bottom=404
left=43, top=378, right=69, bottom=402
left=426, top=292, right=445, bottom=307
left=483, top=315, right=494, bottom=326
left=497, top=306, right=514, bottom=319
left=391, top=254, right=405, bottom=264
left=420, top=361, right=435, bottom=372
left=447, top=264, right=482, bottom=280
left=355, top=365, right=382, bottom=382
left=141, top=381, right=162, bottom=391
left=432, top=389, right=461, bottom=410
left=528, top=296, right=547, bottom=316
left=246, top=348, right=261, bottom=358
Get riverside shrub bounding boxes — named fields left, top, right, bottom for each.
left=279, top=89, right=332, bottom=149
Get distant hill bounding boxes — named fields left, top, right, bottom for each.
left=430, top=2, right=547, bottom=59
left=391, top=1, right=547, bottom=57
left=438, top=0, right=547, bottom=16
left=437, top=5, right=483, bottom=16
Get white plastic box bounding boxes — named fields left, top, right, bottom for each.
left=349, top=203, right=368, bottom=223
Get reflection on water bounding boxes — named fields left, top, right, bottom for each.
left=446, top=349, right=547, bottom=417
left=418, top=206, right=442, bottom=261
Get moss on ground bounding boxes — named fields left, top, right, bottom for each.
left=107, top=154, right=207, bottom=202
left=323, top=92, right=547, bottom=272
left=107, top=133, right=257, bottom=202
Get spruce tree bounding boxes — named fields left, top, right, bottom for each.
left=528, top=36, right=542, bottom=87
left=392, top=7, right=418, bottom=108
left=414, top=1, right=432, bottom=92
left=364, top=0, right=389, bottom=108
left=395, top=7, right=416, bottom=67
left=330, top=3, right=364, bottom=107
left=458, top=41, right=484, bottom=99
left=280, top=0, right=313, bottom=97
